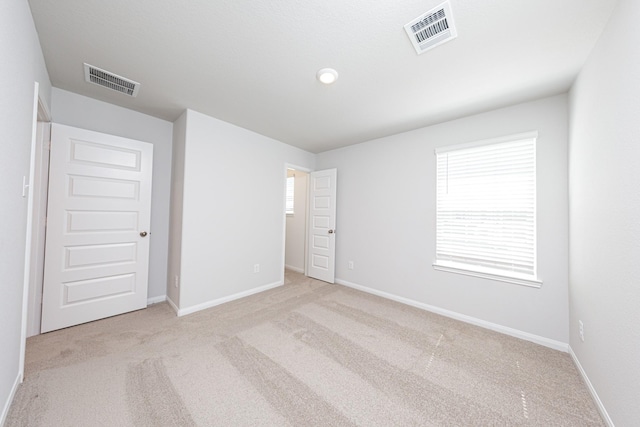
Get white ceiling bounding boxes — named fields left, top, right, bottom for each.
left=28, top=0, right=618, bottom=153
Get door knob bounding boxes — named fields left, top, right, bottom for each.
left=140, top=231, right=148, bottom=237
left=328, top=229, right=334, bottom=234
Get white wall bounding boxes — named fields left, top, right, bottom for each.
left=172, top=110, right=315, bottom=312
left=51, top=88, right=173, bottom=301
left=568, top=0, right=640, bottom=424
left=0, top=0, right=51, bottom=423
left=285, top=170, right=308, bottom=272
left=316, top=95, right=569, bottom=347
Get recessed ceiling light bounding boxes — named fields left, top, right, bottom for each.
left=317, top=68, right=338, bottom=85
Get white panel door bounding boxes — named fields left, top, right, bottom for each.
left=41, top=124, right=153, bottom=333
left=307, top=169, right=337, bottom=283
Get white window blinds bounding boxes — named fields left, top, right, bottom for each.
left=286, top=175, right=295, bottom=214
left=434, top=132, right=538, bottom=285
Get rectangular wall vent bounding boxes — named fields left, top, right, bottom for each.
left=404, top=1, right=457, bottom=55
left=83, top=63, right=140, bottom=97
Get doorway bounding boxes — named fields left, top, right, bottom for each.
left=284, top=167, right=309, bottom=275
left=24, top=121, right=155, bottom=335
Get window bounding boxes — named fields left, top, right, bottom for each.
left=286, top=174, right=295, bottom=214
left=434, top=132, right=541, bottom=287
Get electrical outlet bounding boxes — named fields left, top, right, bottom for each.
left=348, top=261, right=354, bottom=270
left=254, top=264, right=260, bottom=273
left=174, top=275, right=179, bottom=288
left=579, top=320, right=584, bottom=342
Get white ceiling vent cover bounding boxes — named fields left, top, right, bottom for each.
left=83, top=63, right=140, bottom=97
left=404, top=1, right=457, bottom=55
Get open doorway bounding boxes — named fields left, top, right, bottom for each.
left=284, top=166, right=309, bottom=276
left=282, top=166, right=338, bottom=284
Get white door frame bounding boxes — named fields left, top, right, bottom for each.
left=26, top=118, right=51, bottom=337
left=281, top=163, right=312, bottom=283
left=20, top=82, right=51, bottom=380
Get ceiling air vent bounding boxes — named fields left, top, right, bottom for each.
left=83, top=63, right=140, bottom=97
left=404, top=1, right=457, bottom=55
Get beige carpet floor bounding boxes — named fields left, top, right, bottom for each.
left=7, top=270, right=603, bottom=426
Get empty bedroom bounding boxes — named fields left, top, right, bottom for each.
left=1, top=0, right=638, bottom=425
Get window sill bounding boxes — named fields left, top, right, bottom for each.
left=433, top=262, right=542, bottom=288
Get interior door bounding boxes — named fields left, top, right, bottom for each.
left=41, top=124, right=153, bottom=333
left=307, top=169, right=337, bottom=283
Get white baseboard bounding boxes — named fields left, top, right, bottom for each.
left=285, top=265, right=304, bottom=274
left=335, top=278, right=569, bottom=352
left=1, top=371, right=21, bottom=427
left=147, top=295, right=167, bottom=305
left=166, top=296, right=179, bottom=315
left=569, top=346, right=614, bottom=426
left=177, top=280, right=284, bottom=317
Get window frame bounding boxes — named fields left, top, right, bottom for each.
left=433, top=131, right=542, bottom=288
